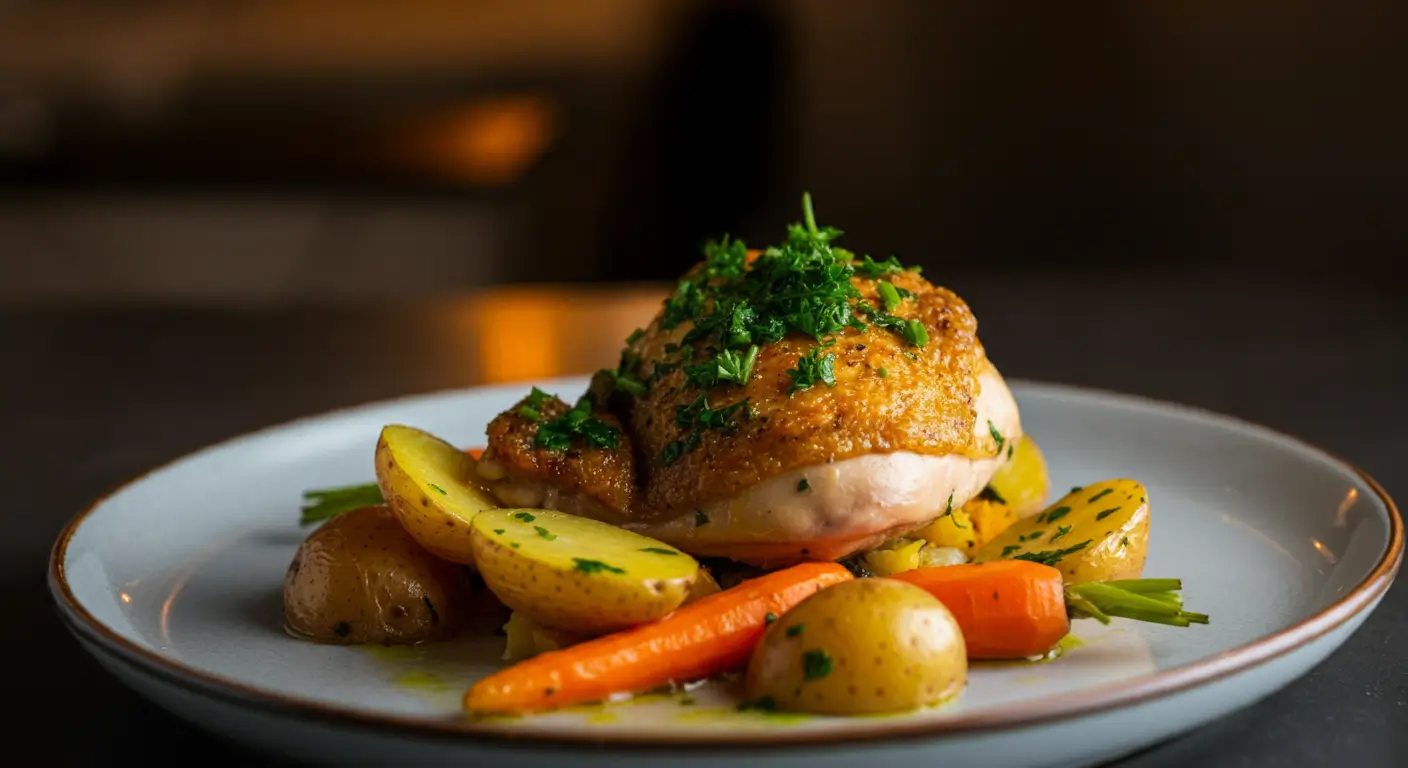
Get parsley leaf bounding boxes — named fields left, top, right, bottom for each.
left=534, top=393, right=621, bottom=452
left=787, top=345, right=837, bottom=394
left=572, top=558, right=626, bottom=575
left=534, top=526, right=557, bottom=541
left=802, top=649, right=834, bottom=680
left=877, top=281, right=904, bottom=312
left=988, top=421, right=1006, bottom=454
left=1012, top=540, right=1092, bottom=566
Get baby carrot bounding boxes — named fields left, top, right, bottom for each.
left=892, top=561, right=1207, bottom=659
left=892, top=560, right=1071, bottom=659
left=465, top=562, right=853, bottom=714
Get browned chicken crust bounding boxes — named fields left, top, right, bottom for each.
left=481, top=268, right=991, bottom=523
left=627, top=269, right=985, bottom=517
left=479, top=394, right=637, bottom=521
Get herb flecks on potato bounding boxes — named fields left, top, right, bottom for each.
left=974, top=479, right=1150, bottom=583
left=469, top=508, right=702, bottom=634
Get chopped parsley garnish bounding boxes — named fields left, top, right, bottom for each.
left=1012, top=540, right=1092, bottom=566
left=510, top=542, right=520, bottom=549
left=533, top=392, right=621, bottom=452
left=1088, top=488, right=1115, bottom=503
left=534, top=526, right=556, bottom=541
left=765, top=612, right=778, bottom=624
left=640, top=547, right=679, bottom=555
left=1019, top=530, right=1045, bottom=542
left=877, top=281, right=904, bottom=312
left=1001, top=544, right=1022, bottom=557
left=427, top=483, right=447, bottom=495
left=977, top=485, right=1006, bottom=504
left=626, top=328, right=646, bottom=345
left=1007, top=444, right=1014, bottom=459
left=695, top=510, right=710, bottom=527
left=940, top=493, right=955, bottom=518
left=797, top=478, right=811, bottom=492
left=1039, top=506, right=1071, bottom=524
left=1050, top=525, right=1072, bottom=543
left=513, top=512, right=536, bottom=523
left=1071, top=486, right=1083, bottom=494
left=572, top=558, right=626, bottom=575
left=621, top=194, right=932, bottom=466
left=518, top=406, right=542, bottom=422
left=1096, top=507, right=1121, bottom=521
left=802, top=649, right=834, bottom=680
left=493, top=529, right=505, bottom=535
left=786, top=624, right=805, bottom=637
left=853, top=254, right=919, bottom=279
left=787, top=345, right=837, bottom=394
left=988, top=421, right=1006, bottom=454
left=1120, top=536, right=1130, bottom=548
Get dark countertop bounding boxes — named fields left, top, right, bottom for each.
left=6, top=273, right=1405, bottom=766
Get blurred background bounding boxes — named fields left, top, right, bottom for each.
left=2, top=0, right=1405, bottom=305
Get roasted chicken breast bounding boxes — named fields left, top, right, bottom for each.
left=477, top=197, right=1020, bottom=567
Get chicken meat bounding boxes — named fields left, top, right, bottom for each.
left=475, top=200, right=1020, bottom=568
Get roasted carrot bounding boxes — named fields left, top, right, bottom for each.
left=464, top=562, right=853, bottom=714
left=892, top=561, right=1207, bottom=659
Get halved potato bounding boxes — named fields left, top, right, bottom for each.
left=986, top=435, right=1051, bottom=518
left=375, top=424, right=500, bottom=565
left=470, top=508, right=702, bottom=634
left=973, top=479, right=1149, bottom=583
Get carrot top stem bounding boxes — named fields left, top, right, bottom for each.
left=1064, top=579, right=1209, bottom=628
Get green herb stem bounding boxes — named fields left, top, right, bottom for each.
left=1064, top=581, right=1209, bottom=627
left=299, top=482, right=385, bottom=525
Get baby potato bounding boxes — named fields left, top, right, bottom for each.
left=376, top=424, right=501, bottom=566
left=283, top=505, right=471, bottom=644
left=469, top=508, right=702, bottom=634
left=987, top=435, right=1051, bottom=518
left=973, top=479, right=1150, bottom=583
left=746, top=579, right=967, bottom=716
left=862, top=538, right=926, bottom=577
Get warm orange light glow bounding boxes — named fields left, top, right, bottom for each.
left=119, top=592, right=132, bottom=604
left=455, top=286, right=667, bottom=384
left=415, top=95, right=554, bottom=185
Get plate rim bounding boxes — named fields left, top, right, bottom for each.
left=47, top=378, right=1404, bottom=750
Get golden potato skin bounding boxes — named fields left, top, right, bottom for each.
left=375, top=425, right=500, bottom=566
left=629, top=270, right=988, bottom=517
left=974, top=479, right=1150, bottom=583
left=746, top=578, right=967, bottom=715
left=987, top=435, right=1051, bottom=518
left=283, top=505, right=470, bottom=645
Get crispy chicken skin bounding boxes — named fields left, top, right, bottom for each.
left=477, top=396, right=637, bottom=525
left=477, top=270, right=1021, bottom=567
left=476, top=201, right=1021, bottom=567
left=624, top=270, right=989, bottom=516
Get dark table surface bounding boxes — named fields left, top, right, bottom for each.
left=6, top=272, right=1405, bottom=766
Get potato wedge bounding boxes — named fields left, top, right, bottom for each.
left=987, top=435, right=1050, bottom=518
left=501, top=611, right=586, bottom=662
left=376, top=424, right=500, bottom=565
left=469, top=508, right=702, bottom=634
left=973, top=479, right=1149, bottom=583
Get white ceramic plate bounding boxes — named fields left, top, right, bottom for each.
left=50, top=379, right=1401, bottom=768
